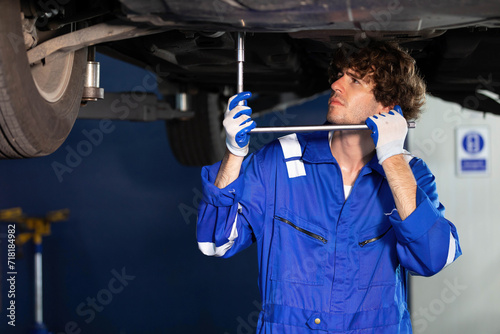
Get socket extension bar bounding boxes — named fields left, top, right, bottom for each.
left=235, top=32, right=416, bottom=134
left=250, top=122, right=416, bottom=133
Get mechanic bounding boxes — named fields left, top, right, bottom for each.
left=196, top=41, right=461, bottom=333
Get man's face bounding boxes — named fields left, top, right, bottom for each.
left=327, top=69, right=391, bottom=125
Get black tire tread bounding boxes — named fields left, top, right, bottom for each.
left=0, top=0, right=86, bottom=158
left=166, top=92, right=226, bottom=166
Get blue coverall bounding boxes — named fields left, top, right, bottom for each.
left=197, top=131, right=461, bottom=333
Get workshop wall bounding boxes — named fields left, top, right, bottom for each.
left=0, top=54, right=327, bottom=334
left=408, top=96, right=500, bottom=334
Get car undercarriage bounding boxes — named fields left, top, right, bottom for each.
left=1, top=0, right=499, bottom=165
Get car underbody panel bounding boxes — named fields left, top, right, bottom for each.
left=119, top=0, right=500, bottom=33
left=20, top=0, right=500, bottom=114
left=82, top=0, right=498, bottom=115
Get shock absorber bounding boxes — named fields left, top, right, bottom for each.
left=82, top=46, right=104, bottom=103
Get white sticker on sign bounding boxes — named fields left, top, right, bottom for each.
left=456, top=126, right=489, bottom=177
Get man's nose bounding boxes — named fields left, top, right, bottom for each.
left=331, top=76, right=344, bottom=94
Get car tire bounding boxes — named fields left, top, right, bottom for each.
left=0, top=1, right=86, bottom=158
left=165, top=91, right=226, bottom=166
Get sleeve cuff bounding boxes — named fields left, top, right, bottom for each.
left=389, top=186, right=442, bottom=244
left=201, top=161, right=245, bottom=207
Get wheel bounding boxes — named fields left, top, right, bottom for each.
left=0, top=1, right=86, bottom=158
left=166, top=91, right=226, bottom=166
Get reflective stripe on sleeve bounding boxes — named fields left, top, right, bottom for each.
left=198, top=204, right=241, bottom=257
left=443, top=231, right=457, bottom=268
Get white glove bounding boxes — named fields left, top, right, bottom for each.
left=365, top=105, right=408, bottom=164
left=223, top=91, right=256, bottom=157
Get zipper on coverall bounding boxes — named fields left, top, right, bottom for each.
left=275, top=216, right=328, bottom=244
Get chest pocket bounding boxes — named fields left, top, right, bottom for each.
left=357, top=220, right=399, bottom=289
left=270, top=211, right=328, bottom=285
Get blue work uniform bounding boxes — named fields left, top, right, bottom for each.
left=197, top=131, right=461, bottom=333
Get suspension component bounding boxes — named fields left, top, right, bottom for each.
left=82, top=46, right=104, bottom=102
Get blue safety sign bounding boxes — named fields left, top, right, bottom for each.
left=456, top=126, right=489, bottom=176
left=462, top=132, right=484, bottom=154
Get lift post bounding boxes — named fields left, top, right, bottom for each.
left=0, top=208, right=69, bottom=334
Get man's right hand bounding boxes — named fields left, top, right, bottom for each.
left=223, top=91, right=256, bottom=157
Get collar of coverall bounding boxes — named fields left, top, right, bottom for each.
left=299, top=131, right=386, bottom=177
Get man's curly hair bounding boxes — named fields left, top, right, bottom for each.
left=328, top=41, right=426, bottom=120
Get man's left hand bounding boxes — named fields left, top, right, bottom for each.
left=366, top=105, right=408, bottom=165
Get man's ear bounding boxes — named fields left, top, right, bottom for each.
left=379, top=104, right=393, bottom=114
left=385, top=102, right=399, bottom=113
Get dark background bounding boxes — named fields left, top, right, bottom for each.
left=0, top=54, right=327, bottom=334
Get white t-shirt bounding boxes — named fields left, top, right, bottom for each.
left=344, top=185, right=352, bottom=200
